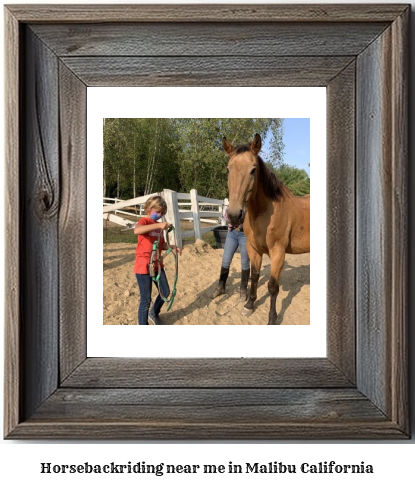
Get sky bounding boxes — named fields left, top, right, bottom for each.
left=263, top=118, right=311, bottom=175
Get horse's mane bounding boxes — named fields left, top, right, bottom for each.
left=234, top=145, right=285, bottom=201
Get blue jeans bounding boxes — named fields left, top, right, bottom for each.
left=136, top=269, right=170, bottom=325
left=222, top=230, right=250, bottom=271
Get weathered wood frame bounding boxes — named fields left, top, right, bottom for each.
left=4, top=4, right=409, bottom=439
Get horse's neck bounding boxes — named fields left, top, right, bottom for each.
left=248, top=183, right=274, bottom=215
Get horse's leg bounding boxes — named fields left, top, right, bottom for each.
left=268, top=248, right=285, bottom=325
left=242, top=249, right=262, bottom=316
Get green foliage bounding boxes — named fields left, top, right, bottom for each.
left=268, top=162, right=310, bottom=196
left=103, top=118, right=286, bottom=200
left=104, top=118, right=180, bottom=199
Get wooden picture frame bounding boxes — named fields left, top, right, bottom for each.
left=4, top=4, right=409, bottom=439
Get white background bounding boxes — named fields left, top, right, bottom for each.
left=88, top=87, right=326, bottom=357
left=1, top=0, right=415, bottom=486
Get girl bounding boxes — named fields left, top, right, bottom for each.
left=134, top=196, right=181, bottom=325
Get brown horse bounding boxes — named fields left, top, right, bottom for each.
left=223, top=133, right=310, bottom=325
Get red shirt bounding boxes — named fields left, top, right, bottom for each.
left=134, top=217, right=165, bottom=274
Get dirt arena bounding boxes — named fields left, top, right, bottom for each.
left=103, top=239, right=310, bottom=325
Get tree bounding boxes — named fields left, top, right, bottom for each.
left=103, top=118, right=180, bottom=199
left=103, top=118, right=286, bottom=200
left=268, top=162, right=310, bottom=196
left=173, top=118, right=284, bottom=200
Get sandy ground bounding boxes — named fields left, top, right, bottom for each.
left=103, top=240, right=310, bottom=325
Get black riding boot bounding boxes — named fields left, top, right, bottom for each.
left=239, top=268, right=250, bottom=302
left=212, top=266, right=230, bottom=298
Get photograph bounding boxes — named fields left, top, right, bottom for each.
left=102, top=118, right=311, bottom=327
left=3, top=0, right=410, bottom=446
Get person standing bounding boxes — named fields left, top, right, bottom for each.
left=134, top=195, right=181, bottom=325
left=212, top=206, right=250, bottom=301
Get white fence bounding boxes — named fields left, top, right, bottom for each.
left=103, top=190, right=228, bottom=248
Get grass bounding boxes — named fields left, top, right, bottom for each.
left=103, top=219, right=220, bottom=248
left=103, top=222, right=137, bottom=244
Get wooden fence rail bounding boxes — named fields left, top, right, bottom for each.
left=103, top=190, right=228, bottom=248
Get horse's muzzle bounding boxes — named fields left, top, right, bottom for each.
left=227, top=208, right=245, bottom=226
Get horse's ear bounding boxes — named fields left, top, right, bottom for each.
left=250, top=133, right=262, bottom=155
left=222, top=137, right=234, bottom=155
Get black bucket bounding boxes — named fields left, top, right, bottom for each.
left=213, top=226, right=228, bottom=249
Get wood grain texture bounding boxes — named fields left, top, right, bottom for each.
left=7, top=422, right=406, bottom=441
left=357, top=30, right=391, bottom=416
left=20, top=28, right=60, bottom=420
left=58, top=63, right=87, bottom=381
left=32, top=388, right=386, bottom=423
left=389, top=8, right=409, bottom=432
left=6, top=4, right=409, bottom=23
left=356, top=9, right=409, bottom=425
left=326, top=61, right=356, bottom=383
left=62, top=358, right=352, bottom=388
left=4, top=4, right=410, bottom=440
left=31, top=22, right=388, bottom=57
left=61, top=56, right=354, bottom=87
left=4, top=6, right=21, bottom=438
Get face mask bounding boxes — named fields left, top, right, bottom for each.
left=150, top=212, right=162, bottom=221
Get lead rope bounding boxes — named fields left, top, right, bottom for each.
left=149, top=225, right=179, bottom=311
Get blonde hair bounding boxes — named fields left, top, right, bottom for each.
left=144, top=195, right=167, bottom=214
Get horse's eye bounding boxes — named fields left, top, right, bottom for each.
left=250, top=167, right=256, bottom=175
left=227, top=168, right=230, bottom=175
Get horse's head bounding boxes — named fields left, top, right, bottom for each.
left=223, top=133, right=261, bottom=226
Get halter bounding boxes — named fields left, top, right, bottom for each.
left=149, top=225, right=179, bottom=311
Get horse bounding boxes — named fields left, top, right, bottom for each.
left=223, top=133, right=310, bottom=325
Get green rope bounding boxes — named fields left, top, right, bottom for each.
left=150, top=225, right=179, bottom=311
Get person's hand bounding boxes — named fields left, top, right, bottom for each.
left=169, top=245, right=182, bottom=255
left=158, top=221, right=171, bottom=230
